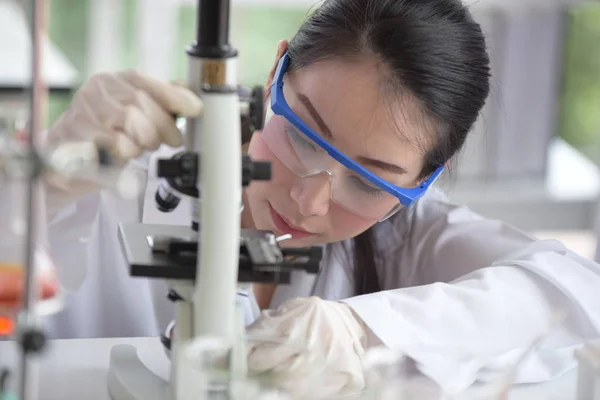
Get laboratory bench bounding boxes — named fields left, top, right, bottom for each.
left=0, top=336, right=579, bottom=400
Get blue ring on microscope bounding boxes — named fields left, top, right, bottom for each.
left=269, top=52, right=444, bottom=207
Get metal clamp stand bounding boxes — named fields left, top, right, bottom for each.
left=110, top=0, right=323, bottom=399
left=0, top=1, right=117, bottom=399
left=0, top=0, right=51, bottom=398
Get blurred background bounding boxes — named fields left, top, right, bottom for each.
left=2, top=0, right=600, bottom=260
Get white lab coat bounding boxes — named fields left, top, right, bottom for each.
left=41, top=145, right=600, bottom=392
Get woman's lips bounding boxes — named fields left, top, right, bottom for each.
left=268, top=203, right=314, bottom=239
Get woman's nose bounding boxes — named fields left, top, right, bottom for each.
left=290, top=172, right=331, bottom=217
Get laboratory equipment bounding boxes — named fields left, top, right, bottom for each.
left=111, top=0, right=323, bottom=399
left=175, top=335, right=325, bottom=400
left=0, top=2, right=136, bottom=399
left=0, top=0, right=57, bottom=397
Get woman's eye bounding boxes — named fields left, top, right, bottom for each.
left=285, top=124, right=318, bottom=151
left=348, top=175, right=384, bottom=197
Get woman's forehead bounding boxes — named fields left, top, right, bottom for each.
left=285, top=59, right=430, bottom=175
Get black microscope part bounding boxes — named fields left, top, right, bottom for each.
left=242, top=154, right=271, bottom=186
left=186, top=0, right=237, bottom=59
left=127, top=229, right=322, bottom=284
left=19, top=328, right=46, bottom=354
left=155, top=190, right=181, bottom=213
left=0, top=368, right=10, bottom=393
left=250, top=86, right=265, bottom=131
left=167, top=290, right=184, bottom=302
left=155, top=152, right=271, bottom=215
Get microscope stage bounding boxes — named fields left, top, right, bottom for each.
left=118, top=223, right=198, bottom=280
left=119, top=223, right=321, bottom=283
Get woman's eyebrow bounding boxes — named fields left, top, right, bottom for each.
left=356, top=156, right=407, bottom=175
left=296, top=93, right=333, bottom=139
left=297, top=92, right=407, bottom=175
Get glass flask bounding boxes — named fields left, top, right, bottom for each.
left=0, top=169, right=62, bottom=336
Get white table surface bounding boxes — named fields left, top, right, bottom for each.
left=0, top=337, right=579, bottom=400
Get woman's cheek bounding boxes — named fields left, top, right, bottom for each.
left=328, top=206, right=378, bottom=242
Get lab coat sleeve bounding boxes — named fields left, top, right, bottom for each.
left=44, top=157, right=149, bottom=291
left=341, top=189, right=600, bottom=392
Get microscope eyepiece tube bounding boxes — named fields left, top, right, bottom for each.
left=188, top=0, right=237, bottom=59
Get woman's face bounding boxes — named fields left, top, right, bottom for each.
left=246, top=56, right=430, bottom=247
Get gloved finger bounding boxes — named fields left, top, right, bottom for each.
left=121, top=70, right=203, bottom=118
left=116, top=105, right=161, bottom=151
left=84, top=76, right=163, bottom=152
left=83, top=74, right=131, bottom=129
left=78, top=126, right=141, bottom=161
left=105, top=75, right=181, bottom=148
left=247, top=337, right=324, bottom=381
left=133, top=88, right=183, bottom=148
left=84, top=77, right=158, bottom=151
left=247, top=340, right=301, bottom=372
left=114, top=131, right=143, bottom=160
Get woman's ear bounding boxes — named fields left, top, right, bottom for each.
left=264, top=40, right=289, bottom=97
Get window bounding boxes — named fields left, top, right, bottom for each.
left=558, top=2, right=600, bottom=165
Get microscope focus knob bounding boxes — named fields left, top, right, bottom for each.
left=19, top=328, right=46, bottom=354
left=242, top=154, right=271, bottom=186
left=250, top=86, right=265, bottom=131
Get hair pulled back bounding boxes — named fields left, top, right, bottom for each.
left=287, top=0, right=491, bottom=294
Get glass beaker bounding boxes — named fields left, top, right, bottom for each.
left=177, top=334, right=326, bottom=400
left=0, top=174, right=62, bottom=336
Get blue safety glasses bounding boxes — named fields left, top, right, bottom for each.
left=268, top=52, right=444, bottom=218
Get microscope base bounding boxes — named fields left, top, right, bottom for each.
left=107, top=344, right=171, bottom=400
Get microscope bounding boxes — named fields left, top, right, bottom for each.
left=110, top=0, right=323, bottom=399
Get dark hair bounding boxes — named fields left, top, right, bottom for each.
left=287, top=0, right=491, bottom=295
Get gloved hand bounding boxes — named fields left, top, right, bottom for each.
left=246, top=296, right=367, bottom=399
left=44, top=71, right=203, bottom=214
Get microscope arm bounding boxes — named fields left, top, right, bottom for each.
left=110, top=1, right=321, bottom=399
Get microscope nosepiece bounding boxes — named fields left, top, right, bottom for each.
left=155, top=181, right=181, bottom=212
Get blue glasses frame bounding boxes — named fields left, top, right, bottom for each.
left=269, top=52, right=444, bottom=207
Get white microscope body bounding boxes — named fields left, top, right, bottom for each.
left=108, top=1, right=321, bottom=399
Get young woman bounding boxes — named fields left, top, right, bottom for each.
left=42, top=0, right=600, bottom=396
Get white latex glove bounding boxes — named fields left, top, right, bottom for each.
left=246, top=296, right=367, bottom=399
left=44, top=71, right=203, bottom=214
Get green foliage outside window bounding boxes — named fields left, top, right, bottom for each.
left=558, top=2, right=600, bottom=164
